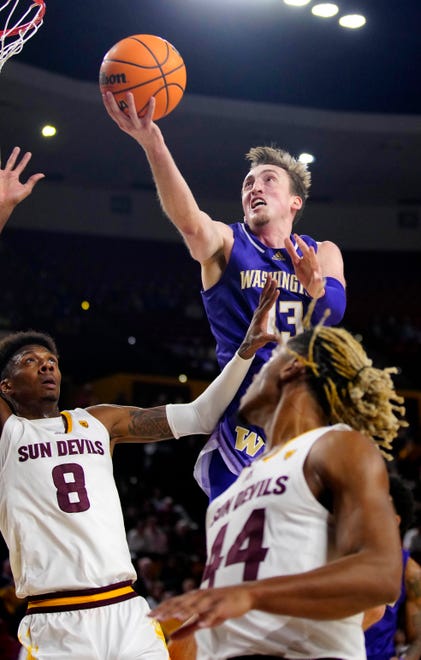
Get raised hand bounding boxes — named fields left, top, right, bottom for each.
left=285, top=233, right=325, bottom=299
left=238, top=275, right=279, bottom=359
left=0, top=147, right=44, bottom=231
left=102, top=91, right=160, bottom=149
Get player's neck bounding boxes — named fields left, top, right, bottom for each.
left=267, top=387, right=327, bottom=449
left=14, top=400, right=60, bottom=420
left=250, top=219, right=293, bottom=249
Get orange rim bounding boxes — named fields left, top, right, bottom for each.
left=0, top=0, right=46, bottom=38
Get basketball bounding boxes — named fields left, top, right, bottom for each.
left=99, top=34, right=186, bottom=121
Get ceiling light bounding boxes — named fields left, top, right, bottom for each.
left=41, top=124, right=56, bottom=137
left=339, top=14, right=366, bottom=28
left=283, top=0, right=311, bottom=6
left=312, top=3, right=339, bottom=18
left=298, top=153, right=315, bottom=165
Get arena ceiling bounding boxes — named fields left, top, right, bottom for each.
left=1, top=0, right=420, bottom=219
left=16, top=0, right=421, bottom=115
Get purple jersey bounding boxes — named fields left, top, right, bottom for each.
left=194, top=222, right=346, bottom=500
left=364, top=548, right=409, bottom=660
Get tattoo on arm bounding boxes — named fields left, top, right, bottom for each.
left=127, top=406, right=173, bottom=441
left=405, top=566, right=421, bottom=649
left=407, top=574, right=421, bottom=603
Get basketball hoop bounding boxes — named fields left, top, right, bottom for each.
left=0, top=0, right=46, bottom=72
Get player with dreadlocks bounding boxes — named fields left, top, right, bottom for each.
left=287, top=324, right=406, bottom=459
left=150, top=323, right=407, bottom=660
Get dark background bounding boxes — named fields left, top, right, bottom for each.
left=18, top=0, right=421, bottom=115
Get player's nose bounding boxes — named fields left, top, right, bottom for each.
left=251, top=179, right=263, bottom=193
left=40, top=360, right=54, bottom=371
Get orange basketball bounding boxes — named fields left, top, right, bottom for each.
left=99, top=34, right=186, bottom=121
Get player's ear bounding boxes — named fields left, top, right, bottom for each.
left=291, top=196, right=303, bottom=211
left=279, top=357, right=305, bottom=382
left=0, top=378, right=12, bottom=394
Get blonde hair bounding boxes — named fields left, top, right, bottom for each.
left=287, top=325, right=407, bottom=459
left=245, top=145, right=311, bottom=221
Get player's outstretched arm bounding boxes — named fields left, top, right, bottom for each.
left=89, top=276, right=279, bottom=444
left=102, top=91, right=231, bottom=267
left=0, top=147, right=45, bottom=233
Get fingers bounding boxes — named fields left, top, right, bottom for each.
left=102, top=91, right=132, bottom=127
left=12, top=150, right=33, bottom=176
left=130, top=93, right=156, bottom=122
left=3, top=148, right=38, bottom=177
left=102, top=91, right=127, bottom=125
left=286, top=235, right=309, bottom=265
left=261, top=273, right=277, bottom=294
left=4, top=146, right=20, bottom=170
left=284, top=236, right=300, bottom=265
left=4, top=146, right=27, bottom=172
left=102, top=90, right=117, bottom=115
left=151, top=594, right=227, bottom=634
left=150, top=593, right=197, bottom=624
left=103, top=90, right=156, bottom=128
left=238, top=276, right=279, bottom=358
left=167, top=614, right=201, bottom=640
left=126, top=91, right=141, bottom=121
left=144, top=95, right=156, bottom=120
left=255, top=276, right=279, bottom=315
left=260, top=275, right=279, bottom=300
left=27, top=172, right=46, bottom=190
left=150, top=588, right=252, bottom=636
left=293, top=233, right=308, bottom=253
left=1, top=148, right=44, bottom=190
left=293, top=234, right=318, bottom=265
left=166, top=609, right=219, bottom=639
left=150, top=590, right=219, bottom=627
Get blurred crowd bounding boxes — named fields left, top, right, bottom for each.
left=0, top=230, right=420, bottom=387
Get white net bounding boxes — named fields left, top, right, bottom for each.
left=0, top=0, right=45, bottom=72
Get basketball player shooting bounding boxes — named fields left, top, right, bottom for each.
left=103, top=90, right=347, bottom=502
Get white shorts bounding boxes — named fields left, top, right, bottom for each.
left=18, top=593, right=169, bottom=659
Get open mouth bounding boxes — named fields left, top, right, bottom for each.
left=42, top=378, right=56, bottom=386
left=251, top=198, right=266, bottom=210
